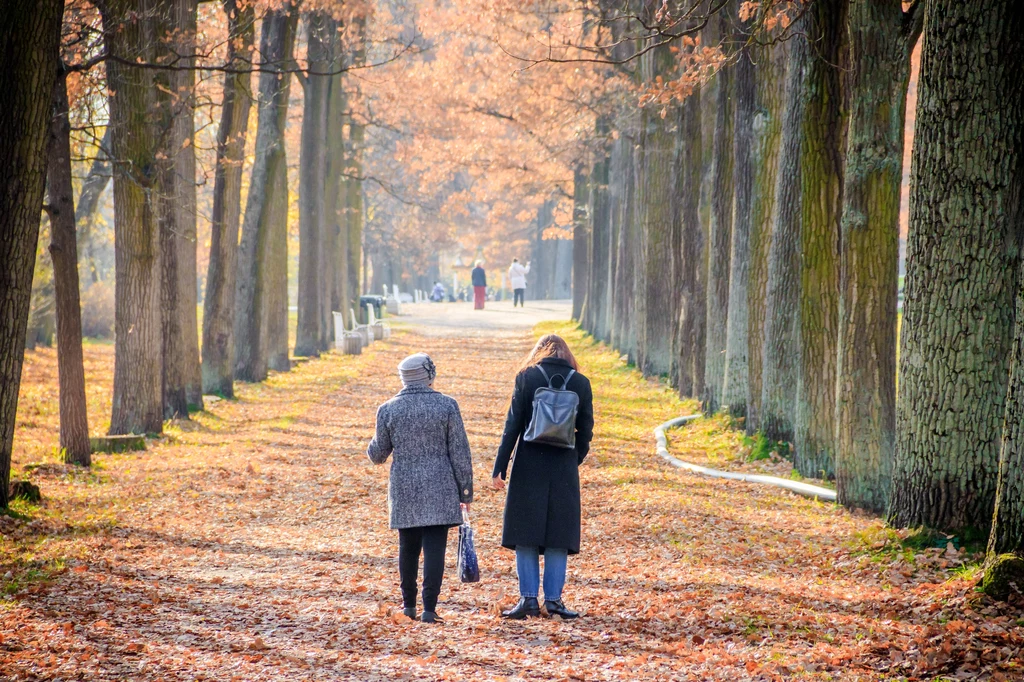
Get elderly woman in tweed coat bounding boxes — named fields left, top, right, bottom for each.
left=367, top=353, right=474, bottom=624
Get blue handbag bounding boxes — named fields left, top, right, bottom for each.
left=458, top=509, right=480, bottom=583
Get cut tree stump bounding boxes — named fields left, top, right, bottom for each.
left=90, top=435, right=147, bottom=453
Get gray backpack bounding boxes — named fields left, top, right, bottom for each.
left=523, top=365, right=578, bottom=449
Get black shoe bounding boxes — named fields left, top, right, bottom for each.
left=502, top=597, right=541, bottom=619
left=544, top=599, right=579, bottom=620
left=402, top=607, right=417, bottom=620
left=421, top=611, right=443, bottom=624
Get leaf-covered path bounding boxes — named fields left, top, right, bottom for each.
left=3, top=305, right=1023, bottom=681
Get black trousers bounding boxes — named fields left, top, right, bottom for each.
left=398, top=525, right=449, bottom=612
left=513, top=288, right=525, bottom=307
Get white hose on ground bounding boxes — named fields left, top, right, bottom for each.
left=654, top=416, right=838, bottom=502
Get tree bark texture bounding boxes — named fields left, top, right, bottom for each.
left=760, top=33, right=808, bottom=444
left=344, top=120, right=365, bottom=308
left=745, top=41, right=786, bottom=434
left=103, top=0, right=165, bottom=435
left=890, top=0, right=1024, bottom=532
left=157, top=0, right=202, bottom=418
left=0, top=0, right=62, bottom=507
left=295, top=12, right=332, bottom=358
left=554, top=237, right=574, bottom=301
left=571, top=165, right=590, bottom=321
left=319, top=22, right=341, bottom=351
left=235, top=5, right=298, bottom=381
left=201, top=0, right=254, bottom=398
left=793, top=0, right=847, bottom=479
left=635, top=41, right=680, bottom=378
left=344, top=18, right=367, bottom=309
left=74, top=127, right=112, bottom=285
left=722, top=47, right=755, bottom=418
left=989, top=266, right=1024, bottom=555
left=46, top=68, right=91, bottom=466
left=703, top=62, right=734, bottom=414
left=676, top=90, right=704, bottom=397
left=326, top=59, right=349, bottom=333
left=835, top=0, right=914, bottom=512
left=586, top=144, right=611, bottom=337
left=610, top=130, right=638, bottom=360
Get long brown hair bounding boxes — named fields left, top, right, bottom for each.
left=517, top=334, right=580, bottom=374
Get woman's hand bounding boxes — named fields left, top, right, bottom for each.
left=491, top=475, right=506, bottom=490
left=460, top=502, right=471, bottom=513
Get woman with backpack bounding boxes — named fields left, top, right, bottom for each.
left=491, top=334, right=594, bottom=619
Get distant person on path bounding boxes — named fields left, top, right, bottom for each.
left=472, top=260, right=487, bottom=310
left=491, top=335, right=594, bottom=620
left=508, top=258, right=530, bottom=307
left=429, top=281, right=445, bottom=302
left=367, top=353, right=474, bottom=624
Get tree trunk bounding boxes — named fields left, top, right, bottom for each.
left=610, top=129, right=639, bottom=361
left=344, top=121, right=365, bottom=307
left=989, top=266, right=1024, bottom=555
left=74, top=127, right=112, bottom=285
left=327, top=61, right=349, bottom=334
left=586, top=143, right=611, bottom=335
left=235, top=5, right=298, bottom=382
left=103, top=0, right=165, bottom=436
left=295, top=12, right=332, bottom=358
left=676, top=90, right=704, bottom=397
left=890, top=0, right=1024, bottom=533
left=571, top=165, right=589, bottom=321
left=793, top=0, right=847, bottom=479
left=703, top=59, right=734, bottom=414
left=745, top=41, right=787, bottom=434
left=0, top=0, right=63, bottom=507
left=46, top=68, right=91, bottom=466
left=554, top=237, right=574, bottom=301
left=835, top=0, right=916, bottom=512
left=344, top=19, right=367, bottom=308
left=635, top=44, right=679, bottom=378
left=201, top=0, right=254, bottom=398
left=722, top=46, right=755, bottom=418
left=157, top=0, right=202, bottom=418
left=760, top=32, right=808, bottom=444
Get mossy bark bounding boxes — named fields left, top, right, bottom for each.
left=835, top=0, right=916, bottom=512
left=610, top=128, right=639, bottom=362
left=890, top=0, right=1024, bottom=533
left=794, top=0, right=847, bottom=479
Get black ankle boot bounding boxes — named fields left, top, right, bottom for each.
left=502, top=597, right=541, bottom=619
left=402, top=607, right=417, bottom=620
left=544, top=599, right=579, bottom=619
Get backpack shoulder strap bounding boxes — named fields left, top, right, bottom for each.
left=535, top=364, right=551, bottom=386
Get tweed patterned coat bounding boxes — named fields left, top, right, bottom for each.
left=367, top=385, right=474, bottom=529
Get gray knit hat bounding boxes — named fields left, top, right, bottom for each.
left=398, top=353, right=436, bottom=387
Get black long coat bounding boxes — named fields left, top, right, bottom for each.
left=492, top=357, right=594, bottom=554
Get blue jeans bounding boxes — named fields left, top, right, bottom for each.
left=515, top=546, right=568, bottom=600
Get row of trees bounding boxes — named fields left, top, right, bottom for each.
left=572, top=0, right=1023, bottom=569
left=0, top=0, right=375, bottom=507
